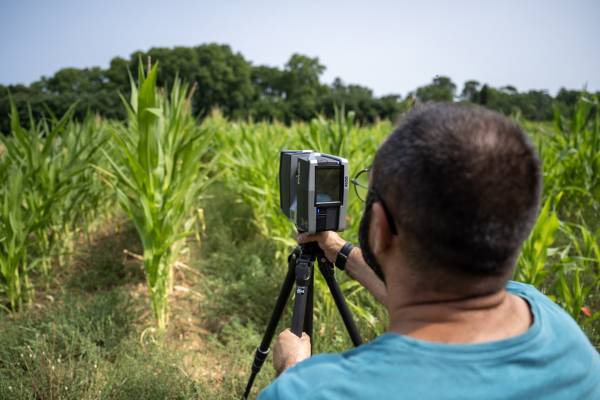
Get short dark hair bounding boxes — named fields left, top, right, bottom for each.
left=373, top=103, right=541, bottom=279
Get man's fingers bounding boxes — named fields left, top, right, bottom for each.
left=297, top=232, right=321, bottom=244
left=279, top=328, right=293, bottom=337
left=278, top=329, right=310, bottom=342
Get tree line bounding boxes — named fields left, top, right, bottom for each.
left=0, top=43, right=595, bottom=133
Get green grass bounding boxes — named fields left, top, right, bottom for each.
left=0, top=289, right=219, bottom=399
left=0, top=209, right=271, bottom=400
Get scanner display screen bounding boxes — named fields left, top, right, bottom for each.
left=315, top=167, right=341, bottom=204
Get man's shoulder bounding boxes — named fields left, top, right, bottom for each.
left=258, top=336, right=404, bottom=399
left=507, top=280, right=599, bottom=370
left=507, top=280, right=585, bottom=326
left=506, top=280, right=543, bottom=298
left=258, top=353, right=349, bottom=399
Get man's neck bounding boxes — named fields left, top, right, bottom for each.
left=387, top=288, right=533, bottom=344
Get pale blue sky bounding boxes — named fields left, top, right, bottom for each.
left=1, top=0, right=598, bottom=96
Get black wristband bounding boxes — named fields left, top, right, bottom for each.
left=335, top=242, right=354, bottom=270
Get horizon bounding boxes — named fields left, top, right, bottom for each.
left=1, top=0, right=599, bottom=96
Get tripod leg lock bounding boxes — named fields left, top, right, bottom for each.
left=295, top=254, right=312, bottom=284
left=252, top=346, right=270, bottom=372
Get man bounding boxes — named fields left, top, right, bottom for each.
left=259, top=103, right=600, bottom=399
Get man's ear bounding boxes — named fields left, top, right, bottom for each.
left=371, top=202, right=394, bottom=255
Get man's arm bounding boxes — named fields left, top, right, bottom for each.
left=344, top=246, right=387, bottom=306
left=298, top=231, right=387, bottom=306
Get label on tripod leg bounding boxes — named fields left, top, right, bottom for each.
left=297, top=287, right=305, bottom=295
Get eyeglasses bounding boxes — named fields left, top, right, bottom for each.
left=351, top=167, right=398, bottom=235
left=351, top=167, right=370, bottom=203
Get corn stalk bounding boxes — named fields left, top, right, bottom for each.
left=0, top=168, right=33, bottom=310
left=100, top=62, right=212, bottom=330
left=0, top=102, right=106, bottom=309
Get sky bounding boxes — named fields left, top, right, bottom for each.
left=1, top=0, right=599, bottom=96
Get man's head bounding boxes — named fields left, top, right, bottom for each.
left=359, top=102, right=541, bottom=294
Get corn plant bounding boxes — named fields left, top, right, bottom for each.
left=552, top=222, right=600, bottom=323
left=297, top=109, right=355, bottom=157
left=218, top=121, right=295, bottom=252
left=0, top=167, right=33, bottom=311
left=0, top=102, right=106, bottom=308
left=100, top=62, right=213, bottom=330
left=518, top=96, right=599, bottom=336
left=543, top=94, right=599, bottom=218
left=514, top=196, right=561, bottom=287
left=7, top=107, right=103, bottom=253
left=556, top=269, right=592, bottom=322
left=58, top=117, right=114, bottom=248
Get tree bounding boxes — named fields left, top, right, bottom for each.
left=415, top=76, right=456, bottom=102
left=320, top=78, right=379, bottom=122
left=0, top=43, right=583, bottom=128
left=192, top=44, right=254, bottom=118
left=374, top=94, right=404, bottom=121
left=479, top=84, right=490, bottom=105
left=250, top=65, right=288, bottom=121
left=281, top=54, right=327, bottom=121
left=555, top=88, right=581, bottom=115
left=519, top=90, right=554, bottom=120
left=41, top=67, right=123, bottom=120
left=132, top=44, right=255, bottom=119
left=105, top=56, right=130, bottom=92
left=0, top=84, right=48, bottom=134
left=500, top=85, right=518, bottom=95
left=461, top=80, right=481, bottom=102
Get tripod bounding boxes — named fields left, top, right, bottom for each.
left=242, top=242, right=362, bottom=399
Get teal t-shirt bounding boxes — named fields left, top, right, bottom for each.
left=259, top=281, right=600, bottom=399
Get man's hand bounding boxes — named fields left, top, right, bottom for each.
left=273, top=329, right=311, bottom=376
left=297, top=231, right=346, bottom=264
left=298, top=231, right=387, bottom=306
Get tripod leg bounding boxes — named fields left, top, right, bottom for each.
left=290, top=249, right=313, bottom=336
left=317, top=255, right=363, bottom=347
left=242, top=248, right=300, bottom=399
left=304, top=263, right=314, bottom=339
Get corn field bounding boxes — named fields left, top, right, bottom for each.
left=0, top=66, right=598, bottom=348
